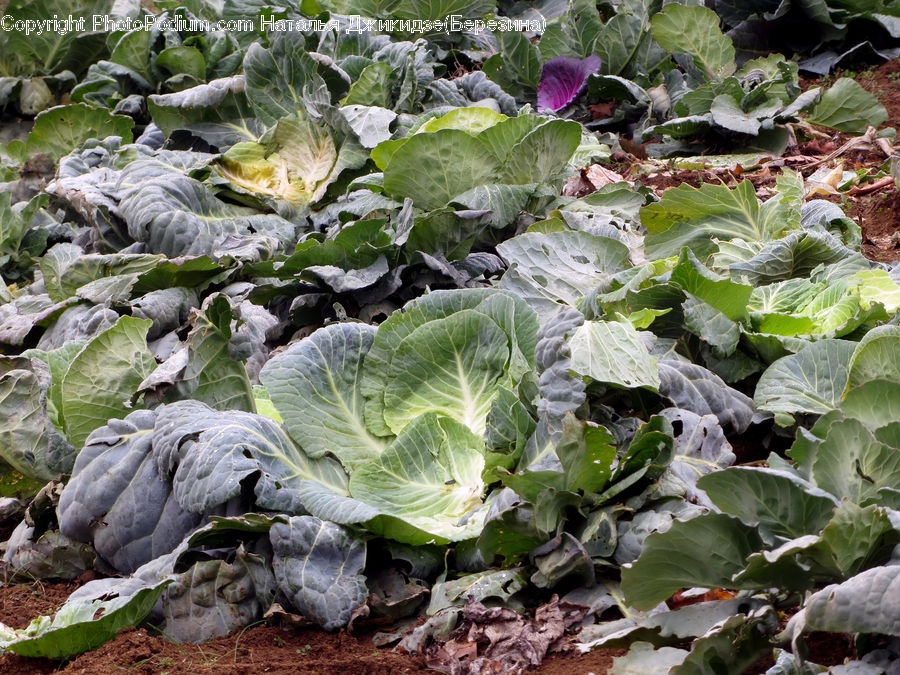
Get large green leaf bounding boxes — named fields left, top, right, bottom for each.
left=670, top=249, right=752, bottom=321
left=15, top=104, right=134, bottom=159
left=0, top=580, right=171, bottom=658
left=39, top=245, right=163, bottom=304
left=817, top=501, right=900, bottom=578
left=259, top=322, right=387, bottom=470
left=675, top=609, right=776, bottom=675
left=60, top=316, right=156, bottom=450
left=811, top=418, right=900, bottom=505
left=846, top=325, right=900, bottom=391
left=641, top=173, right=801, bottom=260
left=567, top=320, right=660, bottom=390
left=360, top=289, right=502, bottom=437
left=57, top=410, right=202, bottom=575
left=622, top=513, right=763, bottom=610
left=381, top=128, right=500, bottom=210
left=497, top=231, right=630, bottom=316
left=806, top=78, right=888, bottom=133
left=481, top=29, right=541, bottom=98
left=119, top=174, right=296, bottom=257
left=556, top=414, right=617, bottom=494
left=595, top=11, right=670, bottom=79
left=650, top=4, right=735, bottom=80
left=697, top=467, right=837, bottom=541
left=657, top=360, right=755, bottom=432
left=840, top=380, right=900, bottom=431
left=147, top=75, right=260, bottom=149
left=729, top=230, right=855, bottom=286
left=611, top=642, right=688, bottom=674
left=754, top=340, right=856, bottom=423
left=787, top=566, right=900, bottom=638
left=497, top=119, right=583, bottom=185
left=162, top=402, right=349, bottom=516
left=349, top=413, right=486, bottom=543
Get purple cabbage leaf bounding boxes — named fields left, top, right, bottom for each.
left=537, top=55, right=602, bottom=112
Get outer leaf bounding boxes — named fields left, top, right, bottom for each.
left=339, top=105, right=396, bottom=148
left=60, top=316, right=156, bottom=450
left=818, top=502, right=900, bottom=578
left=0, top=357, right=74, bottom=481
left=676, top=608, right=777, bottom=675
left=242, top=35, right=329, bottom=126
left=729, top=230, right=855, bottom=286
left=841, top=380, right=900, bottom=431
left=147, top=75, right=260, bottom=149
left=0, top=580, right=170, bottom=658
left=660, top=409, right=735, bottom=507
left=497, top=119, right=582, bottom=186
left=658, top=360, right=755, bottom=432
left=811, top=418, right=900, bottom=505
left=160, top=401, right=349, bottom=516
left=260, top=322, right=387, bottom=469
left=787, top=566, right=900, bottom=637
left=670, top=248, right=752, bottom=321
left=650, top=5, right=735, bottom=80
left=23, top=104, right=134, bottom=159
left=270, top=516, right=367, bottom=631
left=754, top=340, right=856, bottom=421
left=497, top=231, right=630, bottom=316
left=622, top=513, right=763, bottom=610
left=697, top=467, right=837, bottom=540
left=349, top=414, right=486, bottom=543
left=806, top=78, right=888, bottom=133
left=642, top=178, right=796, bottom=260
left=556, top=414, right=616, bottom=494
left=611, top=642, right=688, bottom=674
left=120, top=174, right=296, bottom=257
left=58, top=410, right=202, bottom=574
left=846, top=325, right=900, bottom=391
left=163, top=554, right=268, bottom=642
left=484, top=30, right=541, bottom=98
left=568, top=320, right=660, bottom=389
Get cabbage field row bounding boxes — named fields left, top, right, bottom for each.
left=1, top=0, right=899, bottom=673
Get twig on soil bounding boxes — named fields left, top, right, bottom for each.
left=847, top=176, right=895, bottom=195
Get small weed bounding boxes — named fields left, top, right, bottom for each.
left=273, top=635, right=286, bottom=647
left=157, top=657, right=175, bottom=667
left=297, top=644, right=312, bottom=656
left=889, top=72, right=900, bottom=81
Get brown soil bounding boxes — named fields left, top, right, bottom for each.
left=0, top=581, right=623, bottom=675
